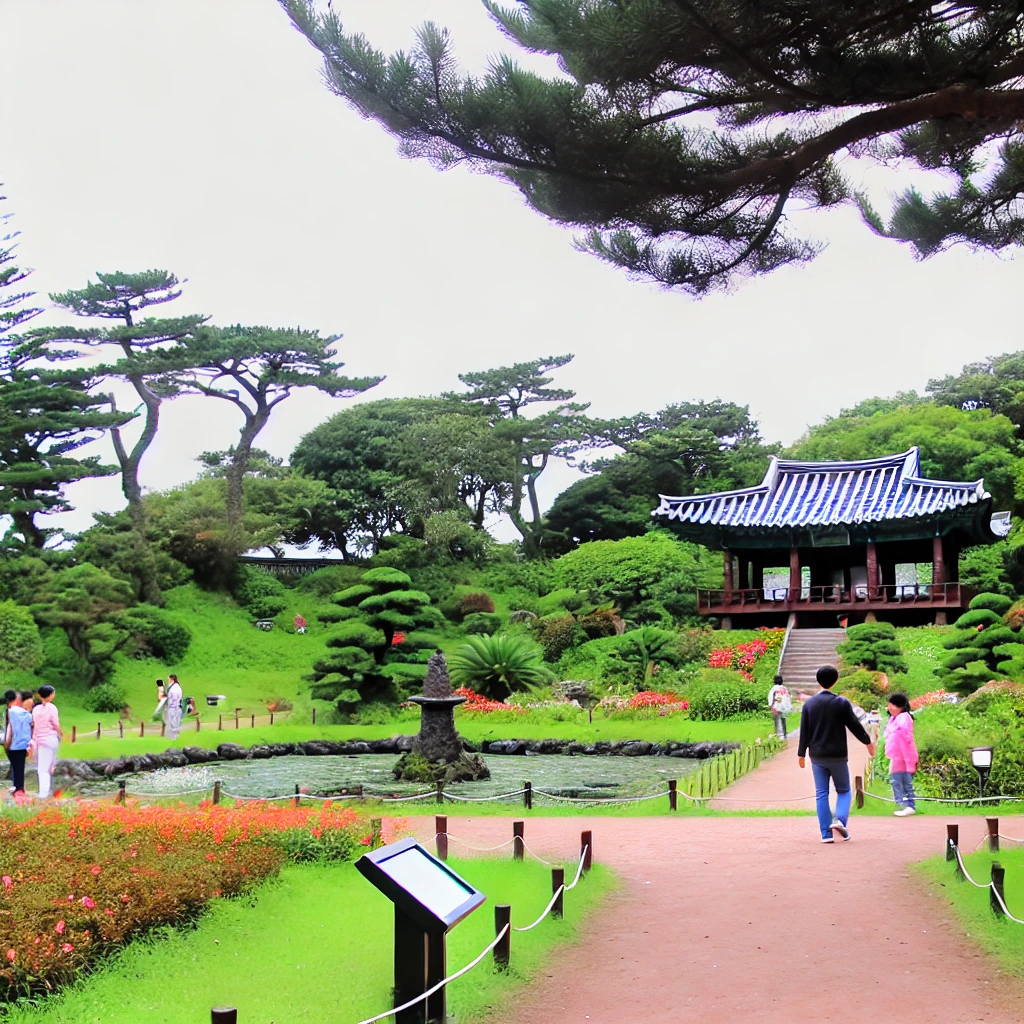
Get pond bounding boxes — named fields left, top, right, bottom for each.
left=84, top=753, right=703, bottom=802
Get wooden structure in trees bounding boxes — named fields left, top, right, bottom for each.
left=653, top=448, right=1010, bottom=626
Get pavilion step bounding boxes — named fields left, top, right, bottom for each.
left=778, top=628, right=846, bottom=693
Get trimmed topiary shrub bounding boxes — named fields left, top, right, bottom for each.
left=83, top=681, right=129, bottom=714
left=936, top=593, right=1023, bottom=693
left=232, top=565, right=288, bottom=619
left=463, top=611, right=502, bottom=635
left=969, top=592, right=1013, bottom=616
left=129, top=607, right=193, bottom=663
left=836, top=621, right=907, bottom=674
left=534, top=615, right=586, bottom=662
left=684, top=671, right=764, bottom=720
left=459, top=591, right=496, bottom=616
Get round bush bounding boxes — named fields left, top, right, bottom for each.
left=131, top=608, right=193, bottom=663
left=685, top=675, right=764, bottom=720
left=459, top=591, right=496, bottom=616
left=969, top=592, right=1014, bottom=616
left=463, top=612, right=502, bottom=635
left=83, top=681, right=129, bottom=714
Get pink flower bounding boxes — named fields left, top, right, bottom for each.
left=5, top=949, right=14, bottom=963
left=67, top=894, right=75, bottom=903
left=80, top=897, right=95, bottom=909
left=104, top=908, right=114, bottom=916
left=61, top=943, right=74, bottom=954
left=90, top=865, right=101, bottom=876
left=55, top=921, right=65, bottom=935
left=1, top=876, right=12, bottom=892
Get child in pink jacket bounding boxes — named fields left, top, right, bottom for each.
left=884, top=693, right=918, bottom=817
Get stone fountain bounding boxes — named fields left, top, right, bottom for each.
left=393, top=650, right=490, bottom=784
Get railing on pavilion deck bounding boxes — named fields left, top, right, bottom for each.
left=697, top=581, right=962, bottom=612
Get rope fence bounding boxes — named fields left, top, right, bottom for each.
left=206, top=828, right=597, bottom=1024
left=945, top=820, right=1024, bottom=925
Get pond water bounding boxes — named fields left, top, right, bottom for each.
left=88, top=753, right=703, bottom=802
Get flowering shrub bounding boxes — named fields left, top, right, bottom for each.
left=0, top=801, right=382, bottom=999
left=707, top=632, right=781, bottom=673
left=910, top=690, right=952, bottom=710
left=628, top=691, right=689, bottom=714
left=453, top=686, right=526, bottom=714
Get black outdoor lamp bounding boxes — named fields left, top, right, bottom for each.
left=970, top=746, right=994, bottom=799
left=356, top=838, right=485, bottom=1024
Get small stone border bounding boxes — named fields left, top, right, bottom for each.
left=56, top=736, right=742, bottom=782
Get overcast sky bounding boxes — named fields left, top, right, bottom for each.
left=1, top=0, right=1022, bottom=541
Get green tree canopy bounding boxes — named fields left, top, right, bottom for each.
left=789, top=403, right=1020, bottom=513
left=283, top=0, right=1024, bottom=293
left=927, top=351, right=1024, bottom=438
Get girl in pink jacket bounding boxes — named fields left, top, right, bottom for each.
left=885, top=693, right=918, bottom=817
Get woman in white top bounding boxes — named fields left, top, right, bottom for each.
left=163, top=674, right=183, bottom=740
left=767, top=674, right=793, bottom=740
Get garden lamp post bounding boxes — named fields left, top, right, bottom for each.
left=970, top=746, right=994, bottom=800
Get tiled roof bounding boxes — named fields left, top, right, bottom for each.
left=653, top=448, right=1011, bottom=536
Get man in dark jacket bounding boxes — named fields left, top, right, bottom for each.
left=798, top=666, right=875, bottom=843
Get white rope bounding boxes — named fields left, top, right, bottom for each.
left=865, top=788, right=1024, bottom=806
left=990, top=881, right=1024, bottom=925
left=518, top=838, right=558, bottom=867
left=441, top=789, right=527, bottom=803
left=951, top=843, right=990, bottom=888
left=531, top=788, right=669, bottom=806
left=124, top=785, right=214, bottom=798
left=355, top=923, right=511, bottom=1024
left=565, top=845, right=588, bottom=891
left=998, top=833, right=1024, bottom=845
left=376, top=791, right=437, bottom=803
left=441, top=834, right=518, bottom=853
left=512, top=885, right=566, bottom=932
left=219, top=790, right=297, bottom=802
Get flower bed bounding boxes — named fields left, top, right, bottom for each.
left=707, top=630, right=783, bottom=680
left=628, top=691, right=689, bottom=714
left=453, top=687, right=526, bottom=714
left=0, top=801, right=379, bottom=999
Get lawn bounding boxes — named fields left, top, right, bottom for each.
left=916, top=844, right=1024, bottom=975
left=1, top=857, right=615, bottom=1024
left=894, top=626, right=951, bottom=698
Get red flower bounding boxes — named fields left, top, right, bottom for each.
left=391, top=632, right=406, bottom=645
left=80, top=897, right=95, bottom=909
left=61, top=943, right=74, bottom=954
left=5, top=949, right=14, bottom=963
left=90, top=865, right=102, bottom=876
left=55, top=921, right=65, bottom=935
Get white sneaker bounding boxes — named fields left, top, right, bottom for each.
left=830, top=819, right=850, bottom=840
left=894, top=807, right=917, bottom=816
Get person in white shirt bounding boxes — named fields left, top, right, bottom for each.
left=767, top=674, right=793, bottom=740
left=163, top=675, right=183, bottom=740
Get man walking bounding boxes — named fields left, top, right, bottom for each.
left=798, top=665, right=875, bottom=843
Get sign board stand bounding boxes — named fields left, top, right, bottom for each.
left=357, top=838, right=486, bottom=1024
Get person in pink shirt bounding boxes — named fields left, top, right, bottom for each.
left=31, top=685, right=62, bottom=799
left=884, top=693, right=918, bottom=817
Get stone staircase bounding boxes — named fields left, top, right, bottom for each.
left=778, top=628, right=847, bottom=696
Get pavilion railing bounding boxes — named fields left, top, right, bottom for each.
left=697, top=581, right=962, bottom=610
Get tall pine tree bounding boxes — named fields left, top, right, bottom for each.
left=40, top=272, right=207, bottom=599
left=282, top=1, right=1024, bottom=292
left=0, top=196, right=130, bottom=548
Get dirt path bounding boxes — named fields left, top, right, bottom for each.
left=409, top=809, right=1024, bottom=1024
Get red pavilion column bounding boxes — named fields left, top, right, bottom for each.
left=866, top=540, right=879, bottom=601
left=788, top=547, right=800, bottom=602
left=932, top=534, right=945, bottom=589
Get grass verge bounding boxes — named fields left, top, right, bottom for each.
left=916, top=845, right=1024, bottom=976
left=0, top=857, right=615, bottom=1024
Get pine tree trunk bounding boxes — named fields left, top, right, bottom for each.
left=11, top=510, right=46, bottom=549
left=225, top=409, right=268, bottom=529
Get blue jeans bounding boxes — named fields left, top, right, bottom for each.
left=891, top=771, right=916, bottom=809
left=811, top=760, right=851, bottom=838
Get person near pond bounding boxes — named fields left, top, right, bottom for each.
left=767, top=675, right=792, bottom=740
left=163, top=674, right=183, bottom=740
left=884, top=692, right=918, bottom=817
left=32, top=685, right=62, bottom=799
left=798, top=665, right=876, bottom=844
left=4, top=690, right=32, bottom=798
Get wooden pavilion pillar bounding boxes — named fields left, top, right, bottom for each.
left=788, top=547, right=800, bottom=601
left=737, top=555, right=749, bottom=592
left=932, top=534, right=945, bottom=588
left=866, top=540, right=879, bottom=600
left=751, top=560, right=764, bottom=597
left=723, top=548, right=733, bottom=602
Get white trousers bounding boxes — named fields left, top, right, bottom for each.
left=36, top=737, right=60, bottom=798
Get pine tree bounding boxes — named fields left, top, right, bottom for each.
left=282, top=1, right=1024, bottom=292
left=0, top=196, right=131, bottom=547
left=936, top=593, right=1018, bottom=693
left=311, top=567, right=443, bottom=713
left=40, top=272, right=208, bottom=599
left=144, top=324, right=381, bottom=529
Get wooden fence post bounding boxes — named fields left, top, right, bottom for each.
left=234, top=709, right=240, bottom=730
left=250, top=714, right=255, bottom=729
left=668, top=779, right=678, bottom=812
left=580, top=830, right=593, bottom=873
left=119, top=720, right=123, bottom=739
left=97, top=722, right=101, bottom=740
left=293, top=784, right=301, bottom=809
left=987, top=817, right=1000, bottom=853
left=71, top=725, right=76, bottom=744
left=370, top=818, right=382, bottom=849
left=524, top=781, right=533, bottom=810
left=552, top=867, right=565, bottom=918
left=196, top=716, right=201, bottom=732
left=212, top=781, right=221, bottom=805
left=435, top=815, right=448, bottom=861
left=140, top=721, right=145, bottom=738
left=117, top=780, right=126, bottom=804
left=946, top=823, right=959, bottom=862
left=218, top=714, right=223, bottom=731
left=160, top=723, right=166, bottom=738
left=493, top=906, right=511, bottom=969
left=513, top=821, right=525, bottom=861
left=854, top=776, right=864, bottom=809
left=211, top=1008, right=238, bottom=1024
left=991, top=862, right=1007, bottom=918
left=270, top=712, right=274, bottom=726
left=435, top=781, right=444, bottom=805
left=312, top=707, right=317, bottom=726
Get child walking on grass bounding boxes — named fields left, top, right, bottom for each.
left=885, top=693, right=918, bottom=816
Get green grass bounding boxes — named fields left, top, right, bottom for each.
left=893, top=626, right=951, bottom=698
left=0, top=857, right=616, bottom=1024
left=916, top=846, right=1024, bottom=975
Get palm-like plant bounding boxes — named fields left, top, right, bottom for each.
left=448, top=633, right=552, bottom=701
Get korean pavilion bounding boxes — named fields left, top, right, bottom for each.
left=653, top=447, right=1010, bottom=627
